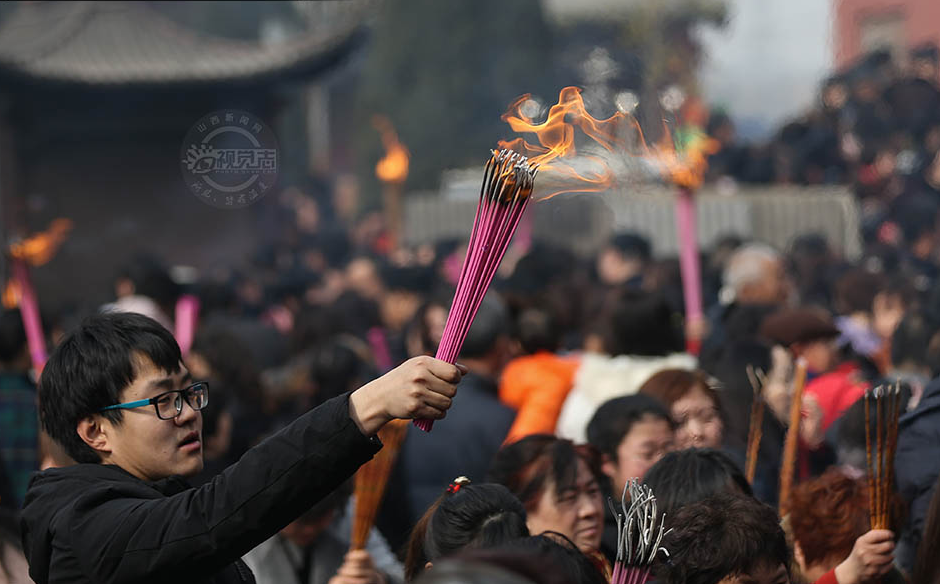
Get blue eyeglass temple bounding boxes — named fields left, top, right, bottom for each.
left=100, top=383, right=207, bottom=412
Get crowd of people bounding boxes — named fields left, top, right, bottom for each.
left=3, top=44, right=940, bottom=584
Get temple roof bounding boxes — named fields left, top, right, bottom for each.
left=0, top=1, right=370, bottom=86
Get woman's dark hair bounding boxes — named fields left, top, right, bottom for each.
left=585, top=395, right=674, bottom=463
left=914, top=473, right=940, bottom=584
left=658, top=492, right=790, bottom=584
left=39, top=312, right=181, bottom=463
left=642, top=448, right=753, bottom=521
left=454, top=534, right=607, bottom=584
left=404, top=482, right=529, bottom=581
left=414, top=560, right=535, bottom=584
left=487, top=435, right=602, bottom=512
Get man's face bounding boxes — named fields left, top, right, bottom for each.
left=602, top=416, right=674, bottom=498
left=717, top=562, right=789, bottom=584
left=99, top=356, right=204, bottom=481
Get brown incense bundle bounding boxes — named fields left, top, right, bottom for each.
left=778, top=358, right=807, bottom=515
left=350, top=419, right=409, bottom=549
left=865, top=384, right=902, bottom=530
left=744, top=365, right=767, bottom=484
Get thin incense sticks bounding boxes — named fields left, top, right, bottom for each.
left=779, top=357, right=807, bottom=515
left=865, top=384, right=902, bottom=530
left=414, top=149, right=538, bottom=431
left=609, top=480, right=669, bottom=584
left=744, top=365, right=767, bottom=485
left=350, top=419, right=409, bottom=549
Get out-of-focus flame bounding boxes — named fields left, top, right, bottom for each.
left=373, top=115, right=410, bottom=184
left=1, top=280, right=17, bottom=309
left=643, top=127, right=721, bottom=191
left=8, top=219, right=73, bottom=266
left=498, top=86, right=719, bottom=198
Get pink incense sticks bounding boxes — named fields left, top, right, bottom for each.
left=414, top=149, right=538, bottom=432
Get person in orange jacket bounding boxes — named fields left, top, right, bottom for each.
left=498, top=308, right=578, bottom=443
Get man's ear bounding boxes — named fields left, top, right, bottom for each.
left=424, top=562, right=433, bottom=571
left=600, top=452, right=617, bottom=479
left=76, top=415, right=112, bottom=455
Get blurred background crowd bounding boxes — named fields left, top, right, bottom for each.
left=3, top=1, right=940, bottom=583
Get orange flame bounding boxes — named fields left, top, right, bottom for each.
left=1, top=280, right=17, bottom=309
left=8, top=218, right=73, bottom=266
left=497, top=86, right=719, bottom=197
left=644, top=128, right=721, bottom=191
left=373, top=115, right=410, bottom=184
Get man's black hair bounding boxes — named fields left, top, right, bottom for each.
left=643, top=448, right=753, bottom=520
left=602, top=289, right=684, bottom=357
left=658, top=492, right=790, bottom=584
left=586, top=394, right=674, bottom=462
left=609, top=233, right=652, bottom=262
left=516, top=307, right=560, bottom=355
left=39, top=311, right=181, bottom=463
left=460, top=295, right=510, bottom=359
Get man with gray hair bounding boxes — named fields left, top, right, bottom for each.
left=701, top=243, right=793, bottom=372
left=720, top=243, right=792, bottom=306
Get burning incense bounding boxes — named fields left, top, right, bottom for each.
left=609, top=479, right=669, bottom=584
left=373, top=115, right=410, bottom=251
left=350, top=419, right=409, bottom=549
left=6, top=218, right=73, bottom=374
left=778, top=357, right=807, bottom=515
left=414, top=149, right=537, bottom=431
left=675, top=188, right=702, bottom=355
left=744, top=365, right=767, bottom=485
left=865, top=384, right=902, bottom=530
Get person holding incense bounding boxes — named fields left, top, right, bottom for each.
left=638, top=368, right=723, bottom=449
left=403, top=480, right=529, bottom=582
left=243, top=480, right=403, bottom=584
left=486, top=436, right=606, bottom=570
left=20, top=312, right=463, bottom=584
left=787, top=469, right=901, bottom=584
left=758, top=308, right=855, bottom=471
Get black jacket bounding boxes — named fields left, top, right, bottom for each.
left=21, top=394, right=381, bottom=584
left=895, top=377, right=940, bottom=573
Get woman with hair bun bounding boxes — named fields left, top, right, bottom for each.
left=403, top=478, right=529, bottom=582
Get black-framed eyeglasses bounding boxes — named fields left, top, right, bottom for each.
left=99, top=382, right=209, bottom=420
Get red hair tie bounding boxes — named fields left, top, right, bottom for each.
left=447, top=476, right=471, bottom=494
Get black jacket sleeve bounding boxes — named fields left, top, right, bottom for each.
left=66, top=393, right=381, bottom=584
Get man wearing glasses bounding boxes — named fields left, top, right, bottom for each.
left=20, top=312, right=463, bottom=584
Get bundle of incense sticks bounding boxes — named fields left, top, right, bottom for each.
left=414, top=149, right=538, bottom=431
left=865, top=384, right=902, bottom=530
left=350, top=419, right=409, bottom=549
left=609, top=480, right=669, bottom=584
left=744, top=365, right=767, bottom=484
left=778, top=357, right=808, bottom=515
